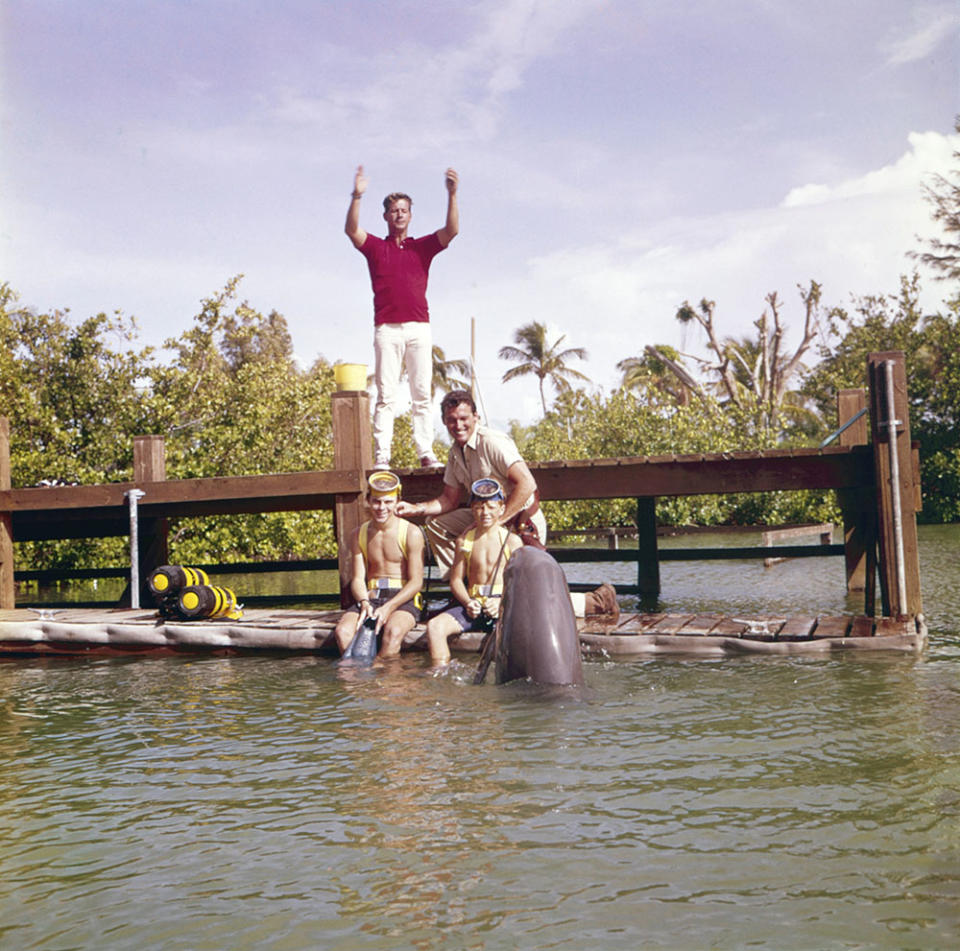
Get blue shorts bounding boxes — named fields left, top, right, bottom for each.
left=438, top=602, right=495, bottom=634
left=345, top=591, right=420, bottom=620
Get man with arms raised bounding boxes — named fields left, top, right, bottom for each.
left=397, top=390, right=618, bottom=619
left=345, top=165, right=459, bottom=469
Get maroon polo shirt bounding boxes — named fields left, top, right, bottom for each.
left=358, top=232, right=444, bottom=325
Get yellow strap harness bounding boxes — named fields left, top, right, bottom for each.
left=463, top=527, right=511, bottom=598
left=359, top=518, right=412, bottom=592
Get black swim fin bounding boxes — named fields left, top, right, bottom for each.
left=343, top=616, right=378, bottom=664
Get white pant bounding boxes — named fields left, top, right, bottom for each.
left=373, top=321, right=433, bottom=461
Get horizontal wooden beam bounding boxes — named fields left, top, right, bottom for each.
left=2, top=468, right=362, bottom=512
left=530, top=447, right=874, bottom=499
left=4, top=469, right=363, bottom=540
left=392, top=446, right=874, bottom=503
left=0, top=446, right=874, bottom=542
left=550, top=544, right=845, bottom=563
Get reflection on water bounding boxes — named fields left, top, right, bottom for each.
left=2, top=526, right=960, bottom=949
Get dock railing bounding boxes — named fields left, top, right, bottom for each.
left=0, top=351, right=922, bottom=619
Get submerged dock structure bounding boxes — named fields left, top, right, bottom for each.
left=0, top=351, right=926, bottom=657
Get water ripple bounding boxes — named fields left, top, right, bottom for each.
left=3, top=545, right=960, bottom=948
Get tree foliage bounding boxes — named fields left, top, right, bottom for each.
left=8, top=126, right=960, bottom=585
left=431, top=344, right=470, bottom=395
left=511, top=384, right=838, bottom=532
left=911, top=116, right=960, bottom=282
left=1, top=278, right=341, bottom=569
left=642, top=282, right=825, bottom=439
left=803, top=273, right=960, bottom=521
left=499, top=320, right=589, bottom=415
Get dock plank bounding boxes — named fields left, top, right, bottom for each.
left=776, top=616, right=817, bottom=640
left=811, top=616, right=852, bottom=638
left=648, top=614, right=697, bottom=634
left=677, top=614, right=729, bottom=636
left=848, top=615, right=875, bottom=638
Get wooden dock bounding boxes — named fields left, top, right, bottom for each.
left=0, top=607, right=927, bottom=658
left=0, top=351, right=925, bottom=646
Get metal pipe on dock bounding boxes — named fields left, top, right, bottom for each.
left=125, top=489, right=145, bottom=609
left=883, top=360, right=908, bottom=614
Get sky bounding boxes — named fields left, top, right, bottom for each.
left=2, top=0, right=959, bottom=431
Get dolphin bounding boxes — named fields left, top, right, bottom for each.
left=494, top=546, right=585, bottom=686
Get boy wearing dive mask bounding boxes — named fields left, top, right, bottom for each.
left=425, top=478, right=522, bottom=666
left=335, top=471, right=425, bottom=658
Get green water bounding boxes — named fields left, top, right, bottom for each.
left=2, top=526, right=959, bottom=950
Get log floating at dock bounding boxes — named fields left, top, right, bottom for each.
left=0, top=608, right=927, bottom=658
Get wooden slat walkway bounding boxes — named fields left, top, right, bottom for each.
left=0, top=608, right=927, bottom=658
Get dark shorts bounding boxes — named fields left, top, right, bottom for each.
left=345, top=591, right=420, bottom=620
left=438, top=602, right=495, bottom=634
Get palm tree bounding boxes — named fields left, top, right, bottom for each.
left=431, top=344, right=470, bottom=396
left=398, top=345, right=469, bottom=396
left=498, top=321, right=589, bottom=415
left=617, top=346, right=692, bottom=405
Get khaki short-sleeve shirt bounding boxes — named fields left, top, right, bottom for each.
left=443, top=425, right=535, bottom=509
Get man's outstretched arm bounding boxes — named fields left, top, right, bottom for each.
left=345, top=165, right=368, bottom=249
left=436, top=168, right=459, bottom=248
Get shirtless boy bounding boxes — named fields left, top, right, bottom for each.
left=335, top=471, right=425, bottom=658
left=426, top=478, right=522, bottom=666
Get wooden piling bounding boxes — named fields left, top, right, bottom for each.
left=0, top=418, right=14, bottom=610
left=331, top=388, right=372, bottom=607
left=835, top=388, right=874, bottom=602
left=868, top=352, right=922, bottom=617
left=636, top=496, right=660, bottom=599
left=132, top=435, right=169, bottom=605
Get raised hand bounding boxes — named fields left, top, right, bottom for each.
left=353, top=165, right=368, bottom=196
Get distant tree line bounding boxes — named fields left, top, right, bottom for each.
left=2, top=122, right=959, bottom=570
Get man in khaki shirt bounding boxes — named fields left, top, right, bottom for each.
left=397, top=390, right=618, bottom=618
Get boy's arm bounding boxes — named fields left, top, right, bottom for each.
left=449, top=536, right=478, bottom=614
left=347, top=530, right=371, bottom=611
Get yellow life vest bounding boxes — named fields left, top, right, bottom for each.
left=462, top=526, right=512, bottom=598
left=359, top=518, right=411, bottom=591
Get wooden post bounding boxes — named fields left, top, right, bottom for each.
left=835, top=388, right=874, bottom=606
left=867, top=352, right=922, bottom=618
left=636, top=496, right=659, bottom=602
left=0, top=417, right=14, bottom=609
left=133, top=435, right=169, bottom=605
left=332, top=389, right=373, bottom=607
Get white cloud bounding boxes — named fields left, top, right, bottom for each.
left=782, top=131, right=956, bottom=207
left=466, top=130, right=959, bottom=426
left=882, top=3, right=959, bottom=65
left=257, top=0, right=606, bottom=156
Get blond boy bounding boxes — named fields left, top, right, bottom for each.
left=426, top=478, right=522, bottom=666
left=335, top=471, right=425, bottom=658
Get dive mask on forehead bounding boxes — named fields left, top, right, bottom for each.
left=470, top=477, right=505, bottom=503
left=368, top=471, right=401, bottom=499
